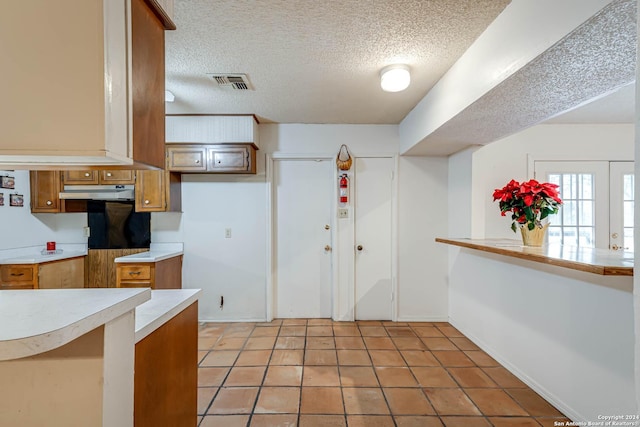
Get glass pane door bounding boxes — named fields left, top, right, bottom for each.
left=609, top=162, right=634, bottom=252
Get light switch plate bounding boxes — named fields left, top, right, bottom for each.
left=225, top=228, right=232, bottom=238
left=338, top=208, right=349, bottom=218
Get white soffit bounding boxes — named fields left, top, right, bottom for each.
left=403, top=0, right=636, bottom=156
left=165, top=0, right=510, bottom=124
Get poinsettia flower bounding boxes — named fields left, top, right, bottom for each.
left=493, top=178, right=562, bottom=232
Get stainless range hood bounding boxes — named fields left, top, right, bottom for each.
left=59, top=185, right=135, bottom=201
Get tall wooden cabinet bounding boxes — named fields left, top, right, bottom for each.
left=0, top=0, right=174, bottom=169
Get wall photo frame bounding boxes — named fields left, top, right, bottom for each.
left=9, top=194, right=23, bottom=207
left=0, top=176, right=15, bottom=189
left=0, top=193, right=4, bottom=206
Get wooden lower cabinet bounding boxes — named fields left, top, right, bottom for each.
left=134, top=301, right=197, bottom=426
left=0, top=257, right=84, bottom=289
left=116, top=255, right=182, bottom=289
left=85, top=249, right=149, bottom=288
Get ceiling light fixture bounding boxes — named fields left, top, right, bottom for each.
left=165, top=90, right=175, bottom=102
left=380, top=64, right=411, bottom=92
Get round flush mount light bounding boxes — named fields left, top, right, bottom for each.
left=380, top=64, right=411, bottom=92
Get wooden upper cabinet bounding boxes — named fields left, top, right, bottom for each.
left=135, top=170, right=181, bottom=213
left=0, top=0, right=174, bottom=170
left=63, top=170, right=134, bottom=185
left=100, top=170, right=135, bottom=184
left=30, top=171, right=62, bottom=213
left=63, top=171, right=99, bottom=185
left=166, top=144, right=257, bottom=174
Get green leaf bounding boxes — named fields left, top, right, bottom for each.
left=528, top=222, right=535, bottom=230
left=511, top=223, right=517, bottom=233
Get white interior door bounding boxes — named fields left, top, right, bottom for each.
left=609, top=161, right=634, bottom=252
left=274, top=159, right=333, bottom=318
left=354, top=157, right=394, bottom=320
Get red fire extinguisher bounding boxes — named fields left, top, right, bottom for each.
left=339, top=174, right=349, bottom=204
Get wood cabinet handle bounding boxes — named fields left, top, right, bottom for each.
left=46, top=200, right=52, bottom=206
left=195, top=159, right=200, bottom=164
left=107, top=172, right=112, bottom=177
left=84, top=172, right=90, bottom=177
left=144, top=200, right=150, bottom=205
left=11, top=273, right=24, bottom=276
left=128, top=271, right=141, bottom=276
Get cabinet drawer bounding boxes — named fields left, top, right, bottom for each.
left=119, top=265, right=151, bottom=281
left=208, top=146, right=250, bottom=171
left=100, top=170, right=135, bottom=184
left=1, top=266, right=34, bottom=283
left=167, top=146, right=207, bottom=171
left=63, top=170, right=99, bottom=184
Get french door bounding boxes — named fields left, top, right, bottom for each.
left=534, top=161, right=633, bottom=250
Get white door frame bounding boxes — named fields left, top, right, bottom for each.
left=266, top=154, right=338, bottom=321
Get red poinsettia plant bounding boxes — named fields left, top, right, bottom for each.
left=493, top=179, right=563, bottom=232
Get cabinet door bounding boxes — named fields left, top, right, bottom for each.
left=167, top=145, right=207, bottom=172
left=136, top=170, right=166, bottom=212
left=63, top=170, right=99, bottom=185
left=100, top=170, right=135, bottom=184
left=38, top=258, right=84, bottom=289
left=208, top=145, right=255, bottom=173
left=131, top=0, right=166, bottom=169
left=30, top=171, right=62, bottom=213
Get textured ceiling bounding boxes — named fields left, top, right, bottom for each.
left=407, top=0, right=637, bottom=155
left=165, top=0, right=511, bottom=124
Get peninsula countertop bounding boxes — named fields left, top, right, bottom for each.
left=0, top=288, right=150, bottom=361
left=436, top=238, right=633, bottom=276
left=135, top=289, right=200, bottom=343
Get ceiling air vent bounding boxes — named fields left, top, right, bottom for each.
left=207, top=73, right=254, bottom=90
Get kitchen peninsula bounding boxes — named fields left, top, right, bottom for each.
left=0, top=288, right=200, bottom=427
left=438, top=238, right=635, bottom=422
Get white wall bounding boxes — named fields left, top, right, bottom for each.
left=449, top=249, right=635, bottom=421
left=159, top=124, right=450, bottom=322
left=445, top=123, right=638, bottom=420
left=472, top=124, right=634, bottom=239
left=398, top=156, right=448, bottom=321
left=0, top=170, right=86, bottom=250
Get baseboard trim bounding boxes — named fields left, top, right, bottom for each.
left=199, top=318, right=266, bottom=323
left=449, top=317, right=581, bottom=422
left=396, top=316, right=449, bottom=322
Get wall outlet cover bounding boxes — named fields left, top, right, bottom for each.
left=338, top=208, right=349, bottom=218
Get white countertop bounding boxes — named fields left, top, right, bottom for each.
left=135, top=289, right=201, bottom=343
left=115, top=250, right=183, bottom=263
left=115, top=242, right=184, bottom=263
left=0, top=244, right=88, bottom=265
left=0, top=288, right=150, bottom=361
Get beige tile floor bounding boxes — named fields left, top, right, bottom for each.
left=197, top=319, right=570, bottom=427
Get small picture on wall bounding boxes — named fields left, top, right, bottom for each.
left=0, top=176, right=15, bottom=189
left=9, top=194, right=23, bottom=207
left=0, top=193, right=4, bottom=206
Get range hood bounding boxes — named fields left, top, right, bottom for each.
left=59, top=185, right=134, bottom=201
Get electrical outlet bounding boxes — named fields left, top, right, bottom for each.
left=225, top=228, right=232, bottom=238
left=83, top=227, right=91, bottom=237
left=338, top=208, right=349, bottom=218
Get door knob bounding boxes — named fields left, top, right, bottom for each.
left=325, top=224, right=330, bottom=230
left=612, top=244, right=620, bottom=250
left=357, top=245, right=363, bottom=251
left=324, top=245, right=332, bottom=252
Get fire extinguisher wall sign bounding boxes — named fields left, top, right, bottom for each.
left=339, top=174, right=349, bottom=204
